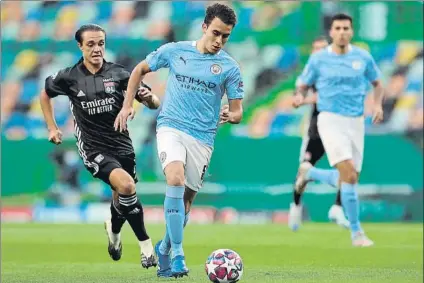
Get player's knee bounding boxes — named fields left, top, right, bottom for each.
left=117, top=180, right=136, bottom=195
left=344, top=170, right=358, bottom=184
left=164, top=162, right=185, bottom=186
left=166, top=174, right=185, bottom=186
left=336, top=160, right=358, bottom=184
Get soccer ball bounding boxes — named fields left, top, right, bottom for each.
left=205, top=249, right=244, bottom=283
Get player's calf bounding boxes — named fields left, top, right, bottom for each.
left=160, top=186, right=195, bottom=254
left=110, top=169, right=156, bottom=268
left=110, top=191, right=126, bottom=233
left=157, top=210, right=191, bottom=277
left=163, top=162, right=186, bottom=258
left=294, top=162, right=313, bottom=193
left=336, top=160, right=364, bottom=238
left=104, top=192, right=126, bottom=261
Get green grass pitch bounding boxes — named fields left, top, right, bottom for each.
left=2, top=223, right=423, bottom=283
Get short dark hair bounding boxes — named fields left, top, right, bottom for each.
left=313, top=35, right=329, bottom=44
left=204, top=3, right=237, bottom=27
left=330, top=13, right=353, bottom=28
left=75, top=24, right=106, bottom=44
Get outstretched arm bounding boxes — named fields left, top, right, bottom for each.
left=39, top=89, right=62, bottom=144
left=303, top=91, right=318, bottom=105
left=219, top=99, right=243, bottom=125
left=135, top=83, right=161, bottom=110
left=371, top=80, right=385, bottom=124
left=115, top=61, right=152, bottom=132
left=227, top=99, right=243, bottom=124
left=293, top=84, right=309, bottom=108
left=123, top=61, right=152, bottom=109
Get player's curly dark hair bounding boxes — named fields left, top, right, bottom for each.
left=75, top=24, right=106, bottom=44
left=330, top=13, right=353, bottom=28
left=204, top=3, right=237, bottom=27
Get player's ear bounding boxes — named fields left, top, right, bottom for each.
left=202, top=23, right=208, bottom=34
left=77, top=42, right=83, bottom=51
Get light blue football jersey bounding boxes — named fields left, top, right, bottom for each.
left=299, top=45, right=381, bottom=117
left=146, top=41, right=244, bottom=147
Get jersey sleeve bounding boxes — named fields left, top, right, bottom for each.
left=225, top=66, right=244, bottom=100
left=116, top=69, right=131, bottom=91
left=364, top=54, right=381, bottom=83
left=145, top=43, right=175, bottom=72
left=44, top=70, right=69, bottom=98
left=298, top=55, right=318, bottom=86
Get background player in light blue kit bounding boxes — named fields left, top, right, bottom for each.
left=293, top=14, right=384, bottom=247
left=115, top=3, right=244, bottom=277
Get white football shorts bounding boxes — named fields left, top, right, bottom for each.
left=317, top=111, right=365, bottom=172
left=156, top=126, right=212, bottom=191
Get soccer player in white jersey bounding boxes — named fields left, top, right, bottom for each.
left=115, top=3, right=244, bottom=277
left=293, top=13, right=384, bottom=247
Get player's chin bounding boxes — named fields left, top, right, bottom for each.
left=91, top=56, right=103, bottom=64
left=209, top=46, right=221, bottom=54
left=338, top=39, right=348, bottom=46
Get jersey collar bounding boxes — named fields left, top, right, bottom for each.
left=77, top=57, right=108, bottom=76
left=192, top=41, right=222, bottom=56
left=327, top=44, right=352, bottom=54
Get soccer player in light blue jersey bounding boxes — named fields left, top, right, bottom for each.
left=115, top=3, right=244, bottom=277
left=289, top=37, right=350, bottom=232
left=293, top=14, right=384, bottom=247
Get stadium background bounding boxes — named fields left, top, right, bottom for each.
left=1, top=1, right=423, bottom=225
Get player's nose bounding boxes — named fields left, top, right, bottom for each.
left=215, top=36, right=223, bottom=45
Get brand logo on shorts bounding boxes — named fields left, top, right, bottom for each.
left=129, top=207, right=140, bottom=214
left=94, top=154, right=104, bottom=163
left=159, top=152, right=166, bottom=163
left=210, top=64, right=222, bottom=75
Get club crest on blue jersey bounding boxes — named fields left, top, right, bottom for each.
left=210, top=64, right=222, bottom=75
left=352, top=60, right=363, bottom=70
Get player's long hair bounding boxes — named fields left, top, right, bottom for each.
left=74, top=24, right=106, bottom=44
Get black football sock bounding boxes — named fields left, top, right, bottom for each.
left=335, top=189, right=342, bottom=206
left=294, top=190, right=302, bottom=205
left=118, top=193, right=149, bottom=241
left=110, top=200, right=126, bottom=234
